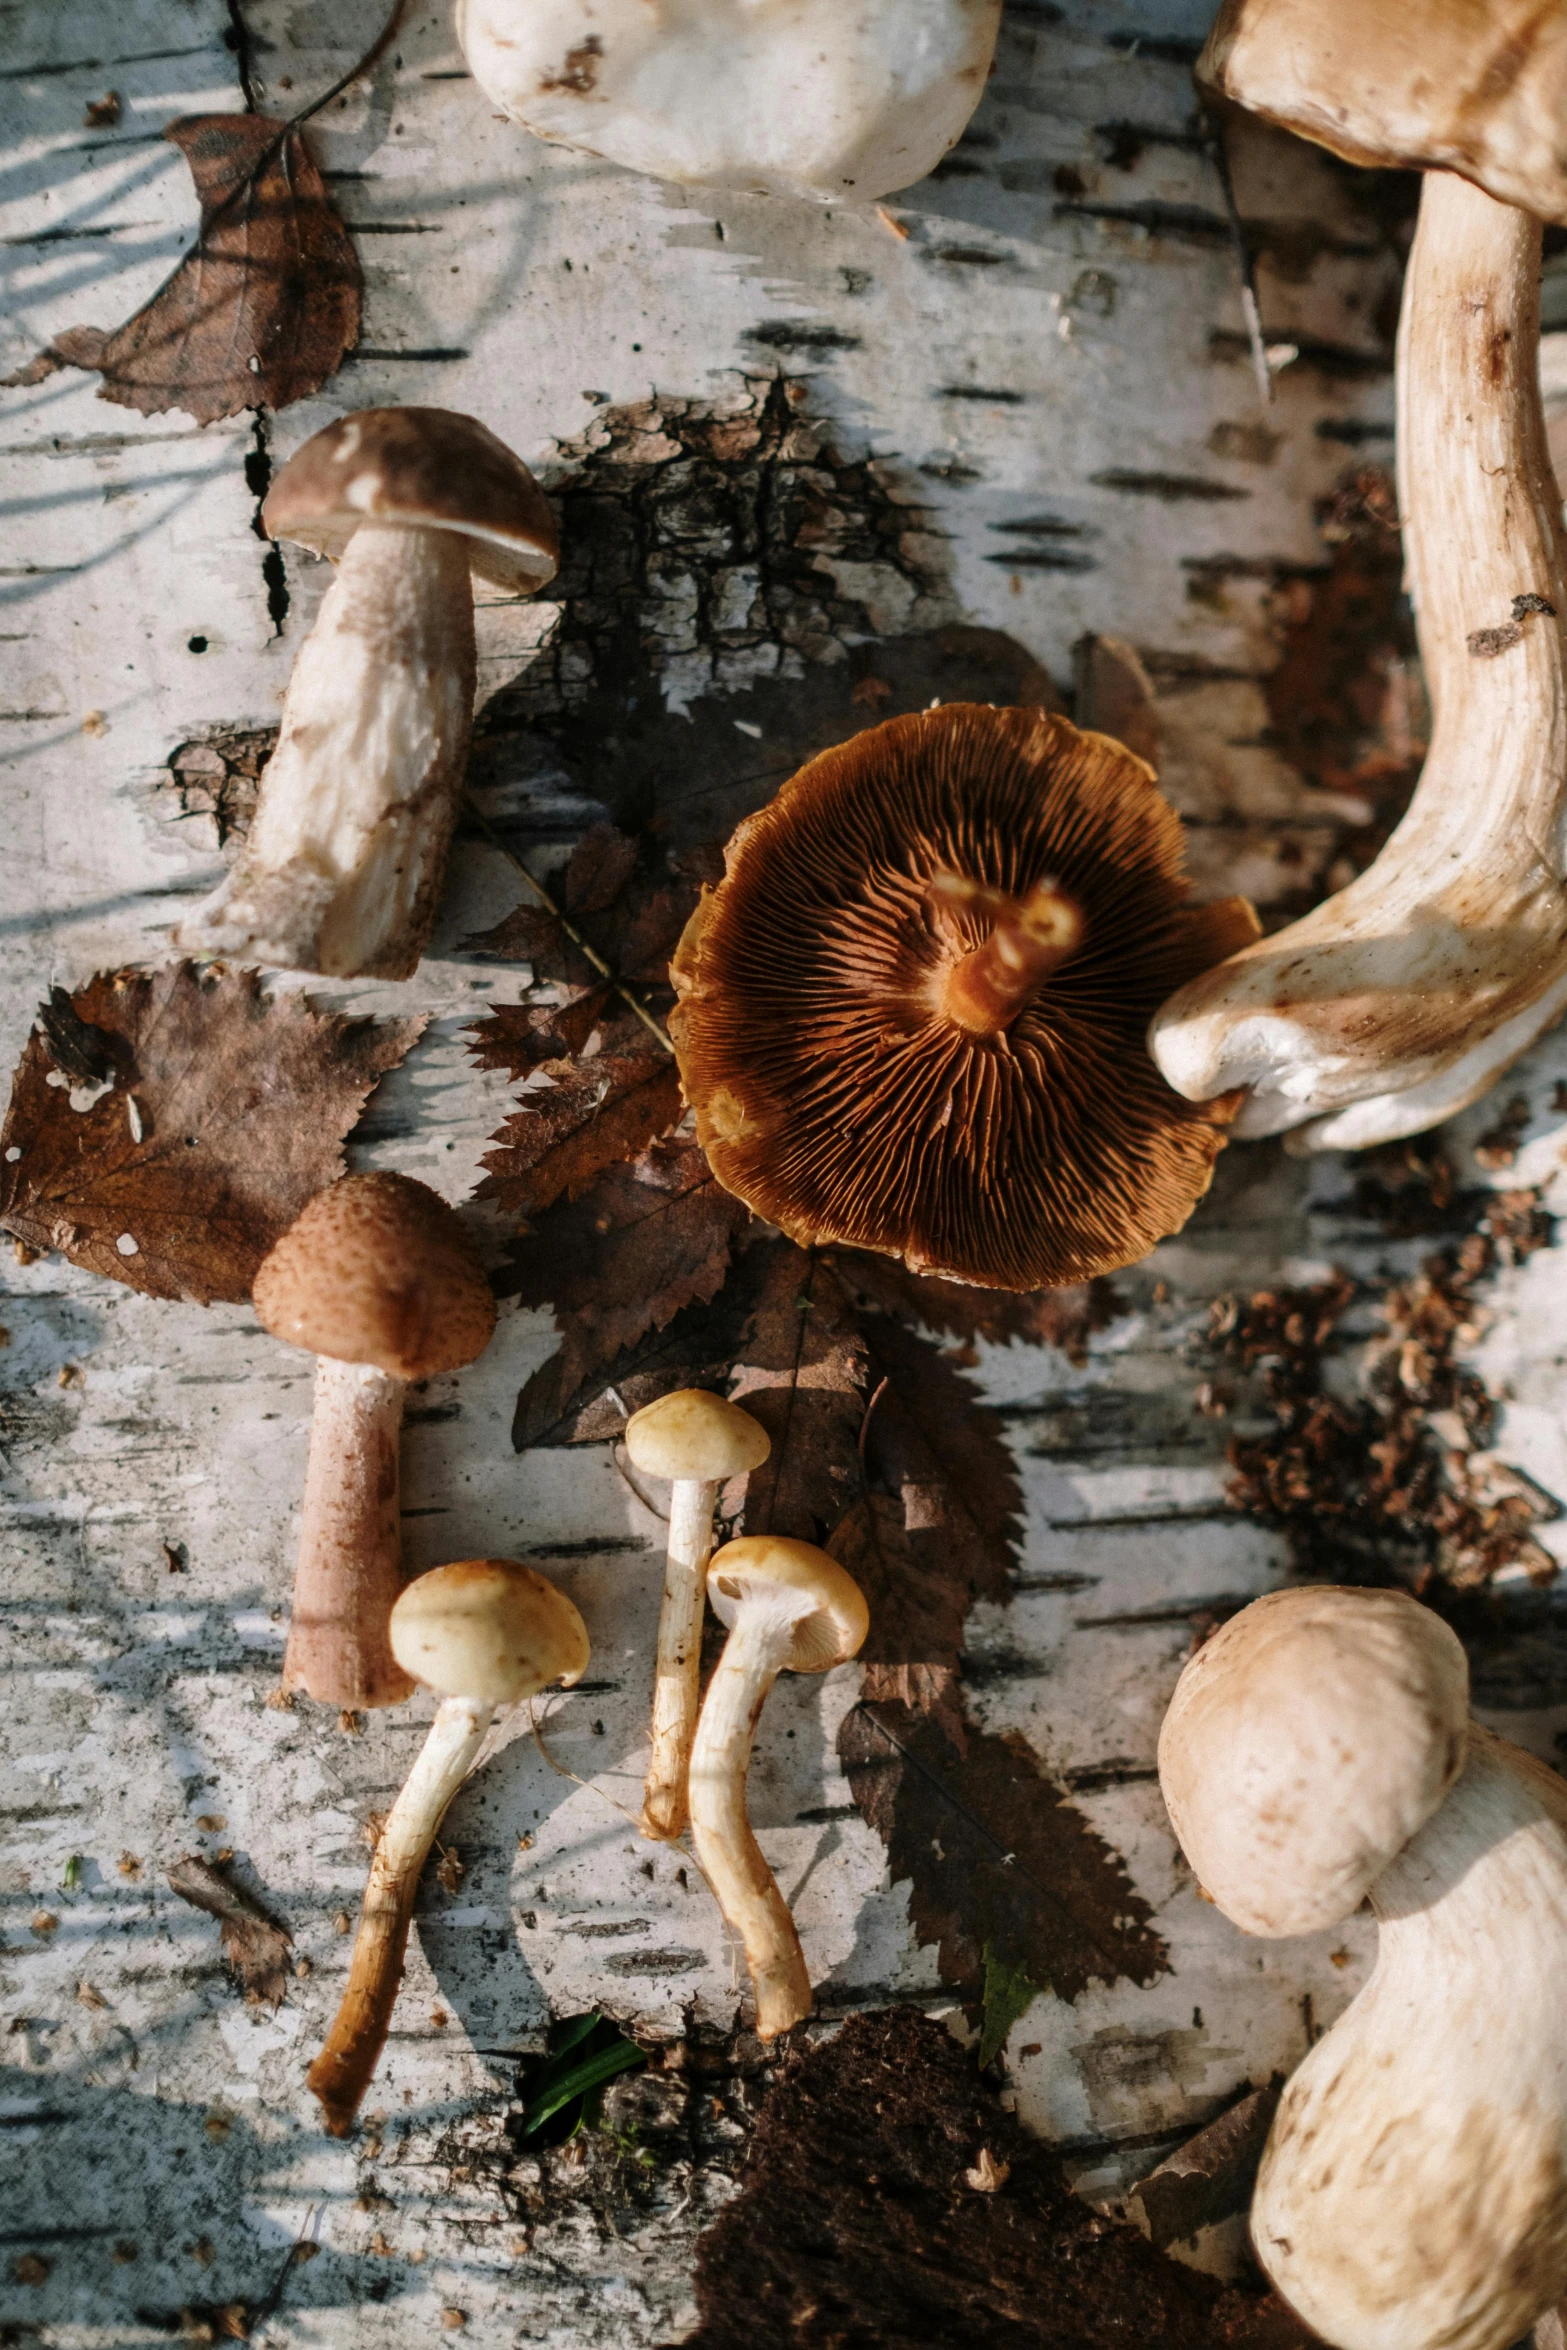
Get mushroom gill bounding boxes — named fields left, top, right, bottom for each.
left=670, top=704, right=1258, bottom=1291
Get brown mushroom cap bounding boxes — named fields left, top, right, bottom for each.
left=706, top=1536, right=868, bottom=1674
left=1197, top=0, right=1567, bottom=223
left=624, top=1389, right=770, bottom=1483
left=262, top=407, right=559, bottom=595
left=252, top=1173, right=497, bottom=1379
left=390, top=1558, right=589, bottom=1705
left=670, top=704, right=1258, bottom=1291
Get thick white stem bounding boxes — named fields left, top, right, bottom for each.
left=640, top=1477, right=719, bottom=1843
left=1253, top=1729, right=1567, bottom=2350
left=1151, top=173, right=1567, bottom=1151
left=308, top=1693, right=493, bottom=2135
left=283, top=1356, right=414, bottom=1710
left=688, top=1603, right=812, bottom=2039
left=179, top=523, right=477, bottom=980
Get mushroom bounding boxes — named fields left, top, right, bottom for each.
left=689, top=1535, right=867, bottom=2039
left=670, top=704, right=1259, bottom=1290
left=252, top=1174, right=497, bottom=1710
left=455, top=0, right=1004, bottom=206
left=1159, top=1584, right=1567, bottom=2350
left=1149, top=2, right=1567, bottom=1152
left=308, top=1557, right=589, bottom=2135
left=179, top=408, right=558, bottom=981
left=622, top=1389, right=771, bottom=1844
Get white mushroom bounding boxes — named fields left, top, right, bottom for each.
left=180, top=407, right=557, bottom=981
left=622, top=1389, right=770, bottom=1844
left=1160, top=1584, right=1567, bottom=2350
left=454, top=0, right=1004, bottom=205
left=690, top=1535, right=867, bottom=2039
left=1149, top=2, right=1567, bottom=1153
left=308, top=1558, right=588, bottom=2136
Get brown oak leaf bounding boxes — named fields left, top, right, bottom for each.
left=3, top=115, right=359, bottom=423
left=167, top=1854, right=292, bottom=2006
left=504, top=1134, right=755, bottom=1448
left=0, top=963, right=425, bottom=1303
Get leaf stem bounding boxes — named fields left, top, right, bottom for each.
left=461, top=795, right=676, bottom=1058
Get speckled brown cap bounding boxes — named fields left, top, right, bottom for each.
left=262, top=407, right=559, bottom=594
left=390, top=1559, right=589, bottom=1705
left=253, top=1173, right=497, bottom=1378
left=670, top=704, right=1260, bottom=1292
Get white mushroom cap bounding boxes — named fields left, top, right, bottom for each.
left=455, top=0, right=1004, bottom=206
left=390, top=1559, right=589, bottom=1707
left=624, top=1389, right=770, bottom=1483
left=1158, top=1586, right=1469, bottom=1937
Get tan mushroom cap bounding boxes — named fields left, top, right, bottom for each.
left=262, top=407, right=559, bottom=595
left=1197, top=0, right=1567, bottom=223
left=390, top=1558, right=589, bottom=1706
left=252, top=1174, right=497, bottom=1380
left=670, top=704, right=1259, bottom=1291
left=706, top=1536, right=868, bottom=1674
left=1158, top=1586, right=1470, bottom=1939
left=624, top=1389, right=770, bottom=1483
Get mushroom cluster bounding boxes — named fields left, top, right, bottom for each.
left=671, top=703, right=1258, bottom=1290
left=455, top=0, right=1005, bottom=205
left=1160, top=1586, right=1567, bottom=2350
left=1151, top=0, right=1567, bottom=1151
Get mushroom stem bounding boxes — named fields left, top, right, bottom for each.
left=1253, top=1729, right=1567, bottom=2348
left=283, top=1357, right=416, bottom=1710
left=688, top=1595, right=814, bottom=2039
left=181, top=522, right=477, bottom=981
left=639, top=1476, right=720, bottom=1843
left=1152, top=170, right=1567, bottom=1149
left=307, top=1693, right=493, bottom=2136
left=929, top=872, right=1084, bottom=1035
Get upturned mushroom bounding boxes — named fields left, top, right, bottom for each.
left=671, top=704, right=1258, bottom=1290
left=180, top=408, right=558, bottom=980
left=690, top=1535, right=867, bottom=2039
left=1160, top=1584, right=1567, bottom=2350
left=308, top=1558, right=588, bottom=2135
left=1150, top=2, right=1567, bottom=1152
left=455, top=0, right=1003, bottom=205
left=253, top=1175, right=497, bottom=1710
left=622, top=1389, right=771, bottom=1845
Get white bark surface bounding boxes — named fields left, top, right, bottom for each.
left=5, top=2, right=1567, bottom=2343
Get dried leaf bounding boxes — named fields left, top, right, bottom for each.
left=687, top=2010, right=1314, bottom=2350
left=978, top=1944, right=1040, bottom=2073
left=473, top=1011, right=683, bottom=1220
left=1128, top=2084, right=1282, bottom=2251
left=4, top=116, right=359, bottom=423
left=463, top=824, right=703, bottom=991
left=842, top=1252, right=1124, bottom=1368
left=504, top=1134, right=754, bottom=1447
left=167, top=1854, right=292, bottom=2006
left=729, top=1249, right=868, bottom=1544
left=0, top=963, right=425, bottom=1303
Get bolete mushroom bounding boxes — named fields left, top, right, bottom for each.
left=308, top=1558, right=589, bottom=2135
left=252, top=1174, right=497, bottom=1710
left=455, top=0, right=1004, bottom=205
left=689, top=1535, right=867, bottom=2039
left=1160, top=1584, right=1567, bottom=2350
left=180, top=408, right=558, bottom=980
left=1150, top=3, right=1567, bottom=1152
left=622, top=1389, right=771, bottom=1844
left=670, top=704, right=1259, bottom=1290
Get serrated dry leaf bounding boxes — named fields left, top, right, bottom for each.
left=464, top=823, right=705, bottom=991
left=504, top=1134, right=754, bottom=1447
left=473, top=1011, right=683, bottom=1220
left=729, top=1248, right=869, bottom=1544
left=167, top=1854, right=292, bottom=2007
left=3, top=115, right=359, bottom=424
left=0, top=963, right=425, bottom=1303
left=840, top=1253, right=1124, bottom=1369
